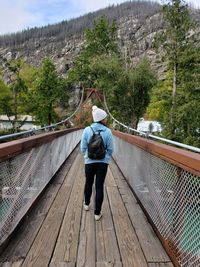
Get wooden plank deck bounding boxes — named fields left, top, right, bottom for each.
left=0, top=146, right=174, bottom=267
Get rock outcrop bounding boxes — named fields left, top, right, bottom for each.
left=0, top=3, right=199, bottom=88
left=0, top=3, right=166, bottom=78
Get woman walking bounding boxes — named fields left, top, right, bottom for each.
left=80, top=106, right=114, bottom=220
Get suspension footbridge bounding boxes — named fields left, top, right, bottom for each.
left=0, top=88, right=199, bottom=267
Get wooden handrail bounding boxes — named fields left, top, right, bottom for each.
left=0, top=128, right=82, bottom=162
left=113, top=130, right=200, bottom=177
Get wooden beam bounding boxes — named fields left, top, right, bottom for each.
left=113, top=130, right=200, bottom=177
left=0, top=128, right=81, bottom=161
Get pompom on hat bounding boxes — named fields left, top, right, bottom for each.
left=92, top=105, right=107, bottom=122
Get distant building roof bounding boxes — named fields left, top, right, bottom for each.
left=0, top=115, right=34, bottom=122
left=137, top=119, right=162, bottom=133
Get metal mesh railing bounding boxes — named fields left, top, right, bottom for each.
left=0, top=129, right=83, bottom=246
left=113, top=134, right=200, bottom=267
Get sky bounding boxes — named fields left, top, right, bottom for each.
left=0, top=0, right=200, bottom=35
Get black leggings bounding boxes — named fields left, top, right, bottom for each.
left=84, top=163, right=108, bottom=215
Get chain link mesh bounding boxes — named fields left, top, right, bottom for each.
left=0, top=130, right=82, bottom=246
left=113, top=136, right=200, bottom=267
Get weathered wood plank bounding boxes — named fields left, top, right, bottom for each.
left=0, top=148, right=79, bottom=263
left=1, top=152, right=174, bottom=267
left=51, top=159, right=85, bottom=263
left=49, top=262, right=75, bottom=267
left=109, top=159, right=127, bottom=189
left=105, top=167, right=117, bottom=187
left=107, top=186, right=148, bottom=267
left=76, top=195, right=95, bottom=267
left=96, top=262, right=122, bottom=267
left=21, top=203, right=65, bottom=267
left=109, top=161, right=171, bottom=263
left=0, top=182, right=61, bottom=262
left=96, top=189, right=121, bottom=264
left=126, top=202, right=171, bottom=262
left=12, top=262, right=23, bottom=267
left=96, top=216, right=106, bottom=261
left=21, top=154, right=82, bottom=267
left=148, top=263, right=174, bottom=267
left=52, top=145, right=79, bottom=185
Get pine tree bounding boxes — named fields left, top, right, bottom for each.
left=67, top=16, right=119, bottom=87
left=68, top=16, right=156, bottom=128
left=0, top=79, right=13, bottom=120
left=153, top=0, right=200, bottom=145
left=4, top=59, right=28, bottom=132
left=34, top=58, right=66, bottom=125
left=162, top=0, right=194, bottom=135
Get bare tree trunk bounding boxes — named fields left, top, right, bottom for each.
left=13, top=88, right=18, bottom=133
left=131, top=113, right=137, bottom=130
left=170, top=63, right=177, bottom=136
left=48, top=103, right=52, bottom=125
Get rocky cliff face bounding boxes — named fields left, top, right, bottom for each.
left=0, top=12, right=165, bottom=77
left=0, top=6, right=199, bottom=82
left=117, top=13, right=166, bottom=78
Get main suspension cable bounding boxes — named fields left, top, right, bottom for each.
left=103, top=93, right=200, bottom=153
left=0, top=87, right=84, bottom=142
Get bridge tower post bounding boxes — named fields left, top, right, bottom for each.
left=74, top=88, right=103, bottom=127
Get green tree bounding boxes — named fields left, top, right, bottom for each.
left=90, top=56, right=156, bottom=128
left=89, top=54, right=128, bottom=120
left=175, top=44, right=200, bottom=145
left=147, top=72, right=172, bottom=119
left=3, top=59, right=28, bottom=132
left=0, top=79, right=13, bottom=119
left=68, top=16, right=156, bottom=129
left=84, top=16, right=119, bottom=57
left=19, top=62, right=40, bottom=115
left=126, top=58, right=157, bottom=128
left=153, top=0, right=200, bottom=145
left=163, top=0, right=193, bottom=120
left=34, top=58, right=66, bottom=125
left=67, top=16, right=119, bottom=87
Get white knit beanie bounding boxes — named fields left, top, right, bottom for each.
left=92, top=105, right=107, bottom=122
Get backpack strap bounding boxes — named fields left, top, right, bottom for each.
left=90, top=126, right=95, bottom=134
left=90, top=126, right=103, bottom=134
